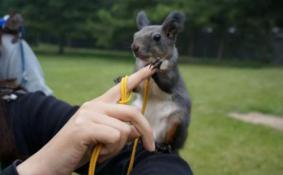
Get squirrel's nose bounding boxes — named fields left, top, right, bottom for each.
left=131, top=43, right=139, bottom=53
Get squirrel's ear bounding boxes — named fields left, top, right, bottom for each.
left=162, top=11, right=185, bottom=39
left=136, top=11, right=150, bottom=30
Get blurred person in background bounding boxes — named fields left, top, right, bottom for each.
left=0, top=12, right=52, bottom=96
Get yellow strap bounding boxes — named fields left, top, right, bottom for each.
left=126, top=78, right=150, bottom=175
left=119, top=76, right=132, bottom=104
left=88, top=144, right=102, bottom=175
left=141, top=78, right=150, bottom=114
left=88, top=76, right=150, bottom=175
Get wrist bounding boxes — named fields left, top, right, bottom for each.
left=16, top=156, right=53, bottom=175
left=16, top=159, right=42, bottom=175
left=16, top=145, right=62, bottom=175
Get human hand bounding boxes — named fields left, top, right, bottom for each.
left=16, top=65, right=156, bottom=175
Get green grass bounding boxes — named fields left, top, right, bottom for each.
left=38, top=52, right=283, bottom=175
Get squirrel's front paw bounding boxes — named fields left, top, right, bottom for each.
left=149, top=59, right=162, bottom=70
left=159, top=60, right=170, bottom=71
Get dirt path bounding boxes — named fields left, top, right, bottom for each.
left=229, top=112, right=283, bottom=131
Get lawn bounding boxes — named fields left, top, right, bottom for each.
left=38, top=52, right=283, bottom=175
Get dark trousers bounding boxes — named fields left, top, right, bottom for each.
left=82, top=143, right=193, bottom=175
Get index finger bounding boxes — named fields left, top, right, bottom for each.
left=96, top=65, right=156, bottom=103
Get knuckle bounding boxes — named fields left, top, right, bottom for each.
left=74, top=111, right=86, bottom=125
left=145, top=126, right=153, bottom=136
left=92, top=101, right=105, bottom=111
left=77, top=107, right=90, bottom=119
left=82, top=101, right=91, bottom=108
left=121, top=125, right=131, bottom=136
left=73, top=117, right=86, bottom=132
left=81, top=101, right=105, bottom=114
left=125, top=125, right=131, bottom=134
left=112, top=130, right=121, bottom=143
left=128, top=106, right=140, bottom=118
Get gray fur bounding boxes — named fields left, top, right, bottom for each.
left=162, top=11, right=185, bottom=39
left=131, top=11, right=191, bottom=151
left=136, top=11, right=150, bottom=29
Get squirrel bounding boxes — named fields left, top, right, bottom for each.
left=130, top=11, right=191, bottom=152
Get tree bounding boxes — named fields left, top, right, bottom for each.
left=2, top=0, right=281, bottom=61
left=10, top=0, right=103, bottom=54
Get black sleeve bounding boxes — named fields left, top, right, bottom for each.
left=7, top=91, right=79, bottom=158
left=0, top=160, right=22, bottom=175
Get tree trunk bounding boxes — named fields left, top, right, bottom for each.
left=58, top=35, right=66, bottom=54
left=188, top=32, right=195, bottom=57
left=217, top=37, right=225, bottom=60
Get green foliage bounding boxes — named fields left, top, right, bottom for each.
left=6, top=0, right=102, bottom=52
left=1, top=0, right=282, bottom=59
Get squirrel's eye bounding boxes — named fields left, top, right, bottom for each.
left=153, top=34, right=161, bottom=42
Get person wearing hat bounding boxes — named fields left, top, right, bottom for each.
left=0, top=13, right=52, bottom=96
